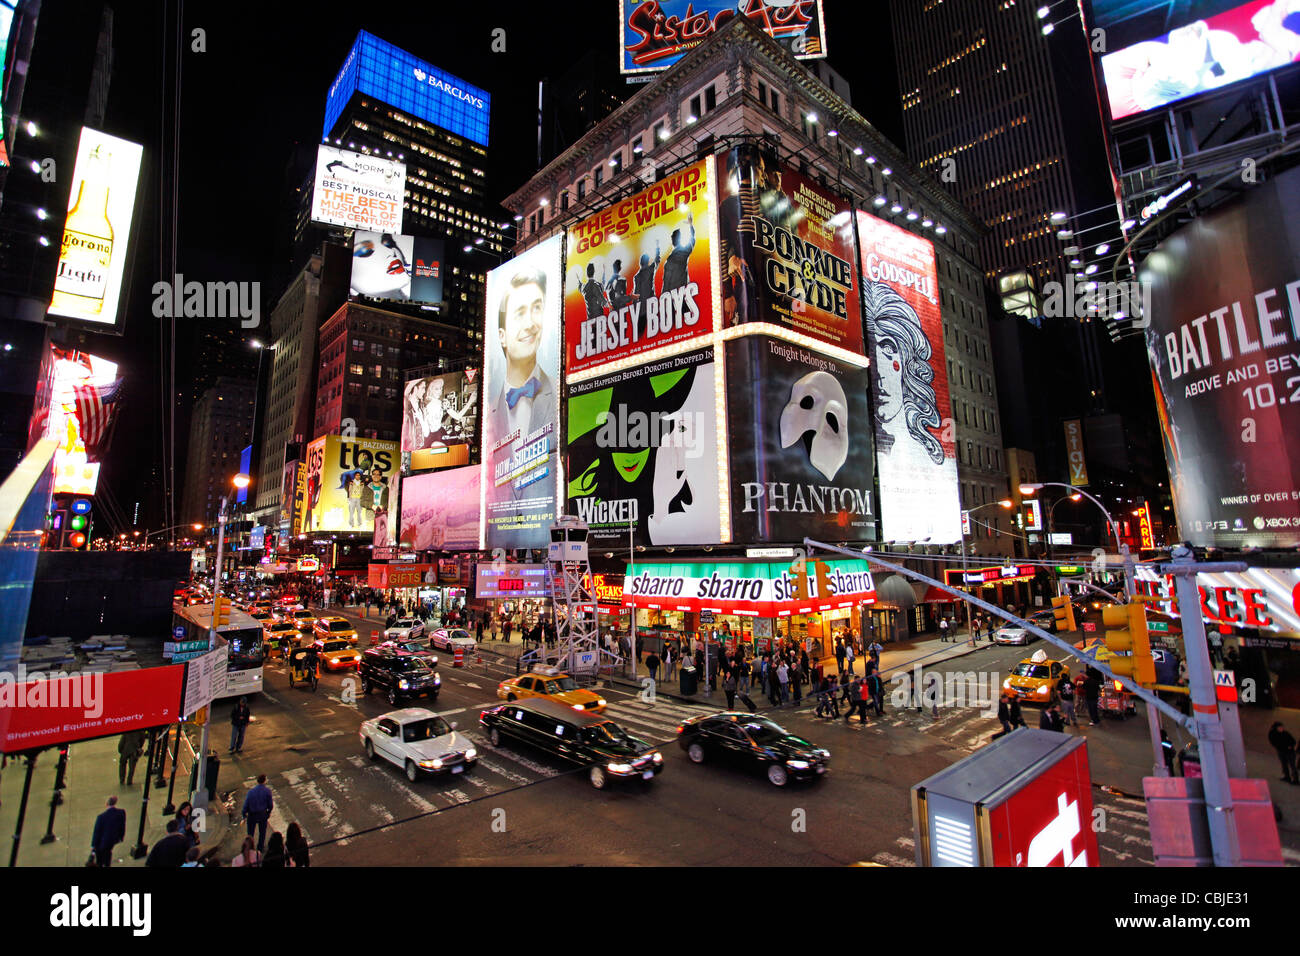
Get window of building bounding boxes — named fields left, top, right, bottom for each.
left=705, top=85, right=716, bottom=112
left=758, top=79, right=767, bottom=105
left=560, top=190, right=569, bottom=211
left=351, top=338, right=364, bottom=352
left=370, top=343, right=382, bottom=357
left=537, top=204, right=545, bottom=226
left=770, top=90, right=780, bottom=115
left=348, top=363, right=364, bottom=376
left=594, top=167, right=603, bottom=188
left=367, top=384, right=380, bottom=398
left=372, top=364, right=383, bottom=378
left=347, top=382, right=361, bottom=396
left=529, top=212, right=536, bottom=233
left=652, top=121, right=664, bottom=144
left=632, top=136, right=642, bottom=156
left=611, top=151, right=621, bottom=175
left=689, top=95, right=701, bottom=121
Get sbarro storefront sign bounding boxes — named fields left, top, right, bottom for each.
left=624, top=559, right=876, bottom=617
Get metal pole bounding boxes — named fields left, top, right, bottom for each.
left=960, top=515, right=972, bottom=644
left=194, top=495, right=227, bottom=810
left=131, top=729, right=159, bottom=859
left=38, top=745, right=69, bottom=844
left=8, top=751, right=39, bottom=866
left=1168, top=545, right=1242, bottom=866
left=163, top=724, right=182, bottom=815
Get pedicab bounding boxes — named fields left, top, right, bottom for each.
left=288, top=646, right=319, bottom=691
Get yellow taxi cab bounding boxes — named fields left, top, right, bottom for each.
left=1002, top=649, right=1069, bottom=704
left=312, top=637, right=362, bottom=671
left=288, top=609, right=317, bottom=634
left=497, top=666, right=607, bottom=714
left=312, top=616, right=359, bottom=646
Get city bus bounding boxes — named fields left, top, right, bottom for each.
left=171, top=602, right=264, bottom=697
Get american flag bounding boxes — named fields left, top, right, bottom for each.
left=73, top=377, right=123, bottom=447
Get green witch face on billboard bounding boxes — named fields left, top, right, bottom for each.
left=566, top=348, right=720, bottom=547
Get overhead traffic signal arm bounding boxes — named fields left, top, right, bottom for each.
left=1050, top=594, right=1077, bottom=632
left=1102, top=599, right=1156, bottom=686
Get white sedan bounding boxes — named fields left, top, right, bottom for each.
left=360, top=708, right=477, bottom=782
left=993, top=624, right=1034, bottom=646
left=384, top=617, right=427, bottom=640
left=429, top=627, right=475, bottom=652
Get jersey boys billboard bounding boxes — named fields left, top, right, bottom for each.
left=564, top=157, right=717, bottom=375
left=857, top=211, right=962, bottom=545
left=726, top=335, right=876, bottom=543
left=566, top=348, right=722, bottom=547
left=719, top=145, right=862, bottom=355
left=482, top=235, right=563, bottom=550
left=1142, top=166, right=1300, bottom=548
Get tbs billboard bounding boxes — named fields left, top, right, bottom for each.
left=351, top=231, right=444, bottom=304
left=300, top=435, right=399, bottom=538
left=310, top=145, right=405, bottom=234
left=620, top=0, right=828, bottom=75
left=1141, top=165, right=1300, bottom=548
left=857, top=211, right=962, bottom=545
left=564, top=157, right=717, bottom=375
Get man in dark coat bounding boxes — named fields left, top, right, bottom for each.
left=145, top=819, right=190, bottom=867
left=118, top=730, right=146, bottom=786
left=993, top=694, right=1014, bottom=739
left=90, top=796, right=127, bottom=868
left=1083, top=670, right=1102, bottom=725
left=241, top=773, right=275, bottom=852
left=1268, top=721, right=1299, bottom=784
left=229, top=696, right=251, bottom=753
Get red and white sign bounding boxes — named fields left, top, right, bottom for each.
left=1133, top=564, right=1300, bottom=639
left=945, top=564, right=1037, bottom=586
left=368, top=563, right=432, bottom=589
left=0, top=665, right=185, bottom=753
left=624, top=560, right=875, bottom=617
left=984, top=742, right=1098, bottom=867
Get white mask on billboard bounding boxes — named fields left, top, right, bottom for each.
left=779, top=371, right=848, bottom=481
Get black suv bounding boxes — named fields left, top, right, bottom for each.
left=359, top=648, right=441, bottom=706
left=479, top=697, right=663, bottom=790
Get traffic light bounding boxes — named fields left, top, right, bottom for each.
left=214, top=593, right=230, bottom=627
left=789, top=558, right=809, bottom=600
left=812, top=560, right=832, bottom=600
left=1101, top=600, right=1156, bottom=685
left=1050, top=594, right=1077, bottom=632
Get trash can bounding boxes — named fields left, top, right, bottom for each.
left=679, top=665, right=698, bottom=696
left=204, top=754, right=220, bottom=802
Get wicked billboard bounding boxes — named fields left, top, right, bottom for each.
left=719, top=144, right=862, bottom=355
left=566, top=347, right=722, bottom=547
left=725, top=335, right=876, bottom=543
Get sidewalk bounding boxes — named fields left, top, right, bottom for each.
left=0, top=729, right=237, bottom=867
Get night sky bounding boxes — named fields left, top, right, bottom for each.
left=92, top=1, right=900, bottom=531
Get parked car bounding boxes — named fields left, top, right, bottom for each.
left=360, top=708, right=476, bottom=782
left=479, top=698, right=662, bottom=790
left=359, top=647, right=441, bottom=706
left=429, top=627, right=475, bottom=653
left=1027, top=610, right=1058, bottom=633
left=993, top=624, right=1034, bottom=646
left=676, top=712, right=829, bottom=787
left=384, top=617, right=427, bottom=640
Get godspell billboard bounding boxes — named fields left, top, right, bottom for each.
left=725, top=335, right=876, bottom=544
left=564, top=156, right=717, bottom=375
left=1141, top=165, right=1300, bottom=548
left=566, top=347, right=722, bottom=547
left=719, top=144, right=862, bottom=355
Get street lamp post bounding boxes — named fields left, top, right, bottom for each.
left=1045, top=493, right=1083, bottom=565
left=960, top=500, right=1013, bottom=642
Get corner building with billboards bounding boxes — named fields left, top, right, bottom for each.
left=497, top=16, right=1010, bottom=655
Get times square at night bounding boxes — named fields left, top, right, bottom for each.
left=0, top=0, right=1298, bottom=929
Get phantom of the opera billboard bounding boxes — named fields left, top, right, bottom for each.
left=1141, top=165, right=1300, bottom=548
left=300, top=435, right=399, bottom=538
left=401, top=369, right=478, bottom=472
left=566, top=347, right=722, bottom=547
left=481, top=234, right=563, bottom=550
left=564, top=157, right=717, bottom=375
left=399, top=465, right=481, bottom=551
left=726, top=335, right=876, bottom=544
left=719, top=144, right=863, bottom=355
left=857, top=211, right=962, bottom=545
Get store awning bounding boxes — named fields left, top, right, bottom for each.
left=872, top=574, right=917, bottom=610
left=922, top=585, right=956, bottom=604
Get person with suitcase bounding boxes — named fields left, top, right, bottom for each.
left=723, top=672, right=737, bottom=711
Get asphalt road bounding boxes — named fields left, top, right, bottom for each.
left=205, top=614, right=1161, bottom=866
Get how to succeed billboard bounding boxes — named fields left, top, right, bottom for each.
left=564, top=157, right=717, bottom=375
left=566, top=347, right=722, bottom=547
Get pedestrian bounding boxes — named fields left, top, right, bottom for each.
left=229, top=696, right=251, bottom=754
left=992, top=694, right=1014, bottom=739
left=1009, top=695, right=1026, bottom=730
left=646, top=651, right=660, bottom=683
left=1058, top=672, right=1077, bottom=726
left=843, top=676, right=861, bottom=722
left=1083, top=670, right=1102, bottom=725
left=174, top=801, right=200, bottom=849
left=723, top=671, right=737, bottom=710
left=241, top=773, right=274, bottom=852
left=939, top=617, right=949, bottom=642
left=789, top=662, right=803, bottom=706
left=286, top=821, right=310, bottom=867
left=1039, top=704, right=1065, bottom=732
left=261, top=831, right=287, bottom=868
left=146, top=819, right=191, bottom=867
left=117, top=730, right=146, bottom=786
left=857, top=675, right=872, bottom=723
left=835, top=637, right=846, bottom=676
left=90, top=796, right=126, bottom=868
left=767, top=662, right=782, bottom=708
left=230, top=835, right=262, bottom=868
left=776, top=659, right=790, bottom=705
left=1268, top=721, right=1299, bottom=784
left=867, top=669, right=885, bottom=716
left=1160, top=730, right=1177, bottom=776
left=736, top=653, right=750, bottom=693
left=475, top=619, right=484, bottom=643
left=844, top=639, right=855, bottom=675
left=868, top=638, right=882, bottom=663
left=182, top=847, right=203, bottom=867
left=504, top=620, right=512, bottom=643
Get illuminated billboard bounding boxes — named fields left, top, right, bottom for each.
left=351, top=230, right=444, bottom=304
left=324, top=30, right=490, bottom=146
left=402, top=369, right=478, bottom=471
left=481, top=235, right=564, bottom=550
left=300, top=435, right=399, bottom=537
left=567, top=348, right=722, bottom=547
left=564, top=157, right=717, bottom=375
left=726, top=335, right=876, bottom=544
left=619, top=0, right=827, bottom=76
left=44, top=348, right=121, bottom=495
left=0, top=1, right=15, bottom=168
left=857, top=211, right=961, bottom=545
left=310, top=145, right=405, bottom=234
left=399, top=465, right=481, bottom=551
left=47, top=128, right=144, bottom=329
left=1099, top=0, right=1300, bottom=120
left=720, top=144, right=863, bottom=355
left=1141, top=165, right=1300, bottom=548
